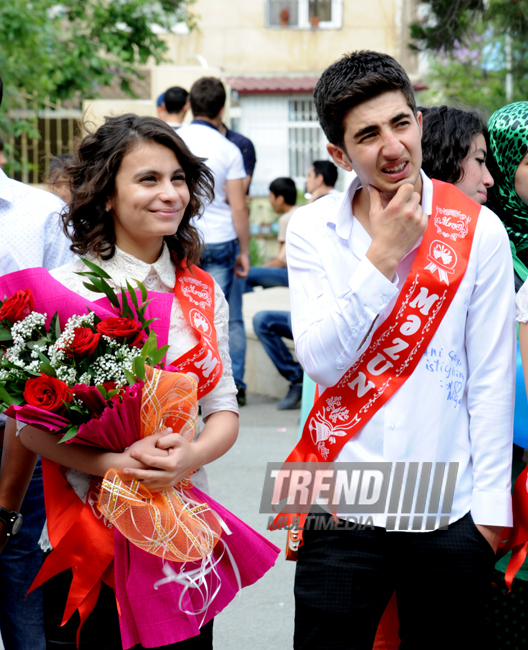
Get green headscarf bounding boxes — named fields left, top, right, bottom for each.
left=487, top=102, right=528, bottom=280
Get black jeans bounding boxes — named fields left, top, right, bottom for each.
left=294, top=512, right=496, bottom=650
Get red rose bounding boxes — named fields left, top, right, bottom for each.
left=97, top=317, right=144, bottom=346
left=65, top=327, right=100, bottom=359
left=23, top=375, right=73, bottom=415
left=0, top=289, right=34, bottom=324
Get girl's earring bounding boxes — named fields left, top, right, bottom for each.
left=105, top=207, right=110, bottom=212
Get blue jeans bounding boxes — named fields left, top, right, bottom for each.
left=229, top=266, right=289, bottom=388
left=199, top=240, right=246, bottom=389
left=228, top=276, right=246, bottom=389
left=0, top=452, right=46, bottom=650
left=252, top=311, right=303, bottom=385
left=246, top=266, right=289, bottom=291
left=199, top=240, right=238, bottom=298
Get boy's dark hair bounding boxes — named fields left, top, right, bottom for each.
left=190, top=77, right=226, bottom=119
left=420, top=105, right=487, bottom=184
left=313, top=160, right=338, bottom=187
left=314, top=50, right=417, bottom=151
left=269, top=177, right=297, bottom=206
left=64, top=114, right=214, bottom=267
left=164, top=86, right=189, bottom=114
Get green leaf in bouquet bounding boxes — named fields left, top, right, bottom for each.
left=79, top=258, right=113, bottom=280
left=96, top=383, right=108, bottom=399
left=0, top=385, right=23, bottom=406
left=88, top=276, right=121, bottom=309
left=141, top=330, right=158, bottom=359
left=50, top=312, right=61, bottom=340
left=133, top=355, right=146, bottom=381
left=58, top=426, right=80, bottom=444
left=126, top=281, right=139, bottom=311
left=27, top=337, right=47, bottom=350
left=0, top=328, right=13, bottom=341
left=39, top=361, right=57, bottom=377
left=148, top=344, right=170, bottom=367
left=134, top=278, right=148, bottom=304
left=119, top=287, right=134, bottom=319
left=36, top=349, right=52, bottom=364
left=125, top=369, right=137, bottom=386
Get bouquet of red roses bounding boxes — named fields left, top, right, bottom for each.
left=0, top=260, right=223, bottom=572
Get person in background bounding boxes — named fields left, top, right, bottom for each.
left=217, top=122, right=256, bottom=195
left=44, top=154, right=74, bottom=204
left=156, top=86, right=190, bottom=131
left=251, top=177, right=298, bottom=282
left=218, top=115, right=257, bottom=407
left=178, top=77, right=250, bottom=407
left=0, top=74, right=74, bottom=650
left=178, top=77, right=250, bottom=297
left=486, top=102, right=528, bottom=648
left=420, top=105, right=494, bottom=205
left=305, top=159, right=339, bottom=202
left=0, top=138, right=7, bottom=170
left=249, top=177, right=303, bottom=410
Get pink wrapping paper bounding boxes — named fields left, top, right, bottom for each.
left=114, top=486, right=280, bottom=649
left=70, top=384, right=143, bottom=451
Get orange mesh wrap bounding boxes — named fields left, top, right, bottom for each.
left=98, top=366, right=222, bottom=562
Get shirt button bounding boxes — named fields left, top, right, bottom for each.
left=389, top=423, right=395, bottom=431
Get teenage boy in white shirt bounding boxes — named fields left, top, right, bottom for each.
left=286, top=50, right=515, bottom=650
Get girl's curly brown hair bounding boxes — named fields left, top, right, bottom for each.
left=64, top=113, right=214, bottom=267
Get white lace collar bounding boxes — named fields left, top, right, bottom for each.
left=95, top=243, right=176, bottom=290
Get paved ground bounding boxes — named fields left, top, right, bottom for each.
left=0, top=393, right=299, bottom=650
left=207, top=392, right=298, bottom=649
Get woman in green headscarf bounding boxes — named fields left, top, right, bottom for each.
left=486, top=101, right=528, bottom=649
left=487, top=101, right=528, bottom=288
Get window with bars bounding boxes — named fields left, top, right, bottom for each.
left=288, top=99, right=327, bottom=182
left=266, top=0, right=342, bottom=29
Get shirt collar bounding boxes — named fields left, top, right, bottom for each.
left=95, top=243, right=175, bottom=290
left=332, top=169, right=433, bottom=246
left=0, top=169, right=13, bottom=205
left=192, top=119, right=219, bottom=131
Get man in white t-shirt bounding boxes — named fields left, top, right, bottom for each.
left=178, top=77, right=250, bottom=300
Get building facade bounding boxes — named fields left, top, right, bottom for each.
left=159, top=0, right=420, bottom=195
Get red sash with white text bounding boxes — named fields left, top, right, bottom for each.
left=276, top=180, right=481, bottom=527
left=171, top=262, right=223, bottom=397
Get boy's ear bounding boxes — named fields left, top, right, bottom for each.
left=327, top=143, right=353, bottom=173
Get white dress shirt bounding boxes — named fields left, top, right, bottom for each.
left=178, top=124, right=246, bottom=244
left=287, top=172, right=515, bottom=529
left=0, top=169, right=73, bottom=271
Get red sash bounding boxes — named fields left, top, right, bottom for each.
left=171, top=262, right=223, bottom=398
left=497, top=465, right=528, bottom=589
left=31, top=263, right=222, bottom=638
left=276, top=180, right=481, bottom=527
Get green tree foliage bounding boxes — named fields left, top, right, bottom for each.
left=0, top=0, right=194, bottom=106
left=411, top=0, right=528, bottom=52
left=412, top=2, right=528, bottom=117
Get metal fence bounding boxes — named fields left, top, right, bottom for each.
left=5, top=91, right=82, bottom=184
